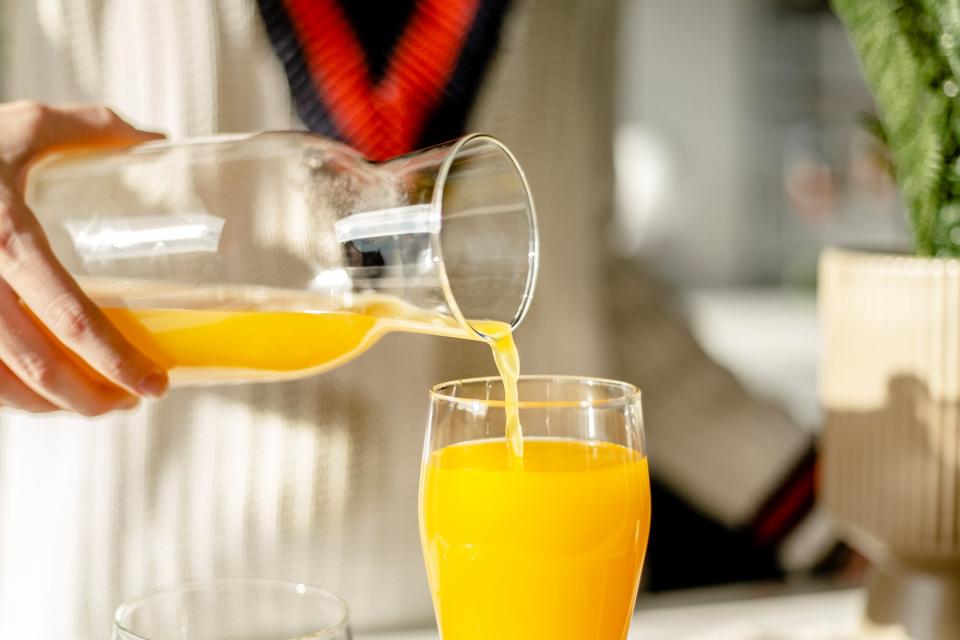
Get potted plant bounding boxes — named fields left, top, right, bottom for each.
left=823, top=2, right=960, bottom=638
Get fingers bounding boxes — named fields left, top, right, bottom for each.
left=0, top=100, right=168, bottom=417
left=0, top=360, right=59, bottom=413
left=0, top=186, right=169, bottom=399
left=1, top=101, right=165, bottom=171
left=0, top=278, right=140, bottom=416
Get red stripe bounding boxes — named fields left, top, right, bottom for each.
left=283, top=0, right=479, bottom=160
left=754, top=463, right=816, bottom=545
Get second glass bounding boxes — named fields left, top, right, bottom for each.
left=113, top=579, right=351, bottom=640
left=25, top=133, right=537, bottom=385
left=420, top=376, right=651, bottom=640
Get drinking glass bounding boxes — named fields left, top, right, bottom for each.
left=420, top=376, right=651, bottom=640
left=113, top=579, right=351, bottom=640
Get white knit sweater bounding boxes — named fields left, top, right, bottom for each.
left=0, top=1, right=810, bottom=637
left=0, top=1, right=623, bottom=636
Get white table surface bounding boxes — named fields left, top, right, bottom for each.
left=357, top=586, right=865, bottom=640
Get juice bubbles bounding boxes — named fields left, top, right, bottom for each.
left=420, top=438, right=651, bottom=640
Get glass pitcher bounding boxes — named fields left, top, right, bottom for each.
left=24, top=133, right=538, bottom=385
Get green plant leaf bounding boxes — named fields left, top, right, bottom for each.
left=833, top=0, right=955, bottom=255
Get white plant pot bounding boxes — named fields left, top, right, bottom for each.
left=820, top=248, right=960, bottom=639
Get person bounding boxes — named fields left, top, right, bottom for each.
left=0, top=1, right=821, bottom=637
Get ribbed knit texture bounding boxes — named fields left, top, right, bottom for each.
left=0, top=1, right=811, bottom=637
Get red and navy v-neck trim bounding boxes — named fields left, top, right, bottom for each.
left=257, top=0, right=513, bottom=160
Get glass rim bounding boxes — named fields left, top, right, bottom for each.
left=113, top=578, right=350, bottom=640
left=430, top=375, right=641, bottom=409
left=430, top=132, right=539, bottom=339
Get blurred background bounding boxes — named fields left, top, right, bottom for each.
left=617, top=0, right=905, bottom=430
left=615, top=0, right=906, bottom=594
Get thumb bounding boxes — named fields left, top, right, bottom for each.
left=13, top=103, right=165, bottom=170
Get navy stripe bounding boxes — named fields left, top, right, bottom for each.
left=256, top=0, right=513, bottom=152
left=339, top=0, right=418, bottom=83
left=255, top=0, right=343, bottom=140
left=416, top=0, right=514, bottom=148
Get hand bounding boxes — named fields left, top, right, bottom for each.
left=0, top=101, right=169, bottom=416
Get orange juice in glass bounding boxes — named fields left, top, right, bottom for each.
left=420, top=376, right=651, bottom=640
